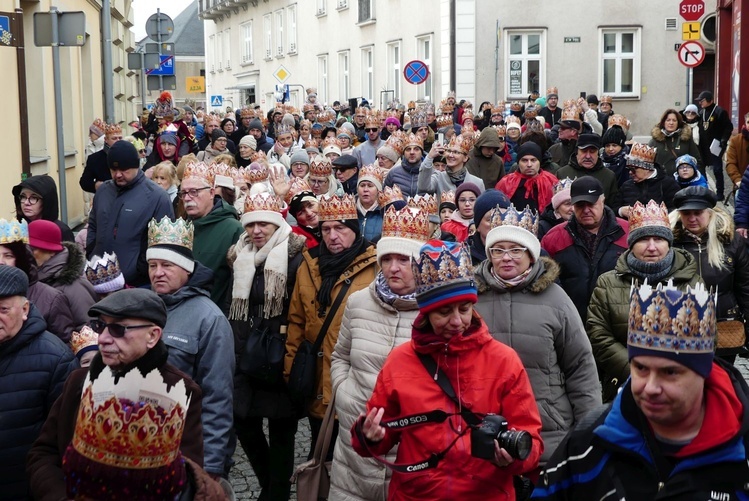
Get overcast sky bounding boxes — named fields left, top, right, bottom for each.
left=131, top=0, right=195, bottom=41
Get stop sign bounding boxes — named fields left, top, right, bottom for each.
left=680, top=0, right=705, bottom=21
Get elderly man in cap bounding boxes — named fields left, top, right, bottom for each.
left=26, top=288, right=206, bottom=500
left=696, top=90, right=733, bottom=199
left=332, top=154, right=360, bottom=195
left=534, top=282, right=749, bottom=499
left=86, top=140, right=174, bottom=287
left=541, top=177, right=628, bottom=323
left=147, top=216, right=235, bottom=479
left=79, top=123, right=123, bottom=193
left=557, top=132, right=618, bottom=203
left=0, top=266, right=77, bottom=499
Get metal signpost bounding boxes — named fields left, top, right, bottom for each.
left=127, top=11, right=174, bottom=109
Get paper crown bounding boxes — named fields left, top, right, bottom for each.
left=318, top=194, right=358, bottom=221
left=413, top=240, right=476, bottom=302
left=244, top=191, right=283, bottom=214
left=358, top=164, right=384, bottom=185
left=553, top=177, right=575, bottom=194
left=509, top=101, right=523, bottom=112
left=91, top=118, right=106, bottom=136
left=405, top=132, right=424, bottom=150
left=491, top=102, right=505, bottom=115
left=381, top=205, right=430, bottom=241
left=410, top=111, right=428, bottom=129
left=318, top=110, right=336, bottom=124
left=250, top=150, right=268, bottom=163
left=322, top=136, right=341, bottom=152
left=69, top=367, right=191, bottom=471
left=493, top=125, right=507, bottom=136
left=153, top=91, right=175, bottom=118
left=309, top=158, right=333, bottom=177
left=245, top=162, right=270, bottom=184
left=447, top=134, right=471, bottom=155
left=302, top=103, right=316, bottom=113
left=441, top=190, right=456, bottom=205
left=462, top=109, right=474, bottom=121
left=436, top=114, right=454, bottom=128
left=276, top=123, right=294, bottom=137
left=608, top=114, right=629, bottom=132
left=0, top=219, right=28, bottom=244
left=69, top=325, right=98, bottom=357
left=546, top=86, right=559, bottom=97
left=104, top=123, right=122, bottom=136
left=364, top=113, right=381, bottom=129
left=408, top=194, right=439, bottom=216
left=239, top=107, right=253, bottom=118
left=523, top=106, right=537, bottom=119
left=561, top=106, right=581, bottom=123
left=600, top=95, right=613, bottom=104
left=211, top=162, right=236, bottom=183
left=505, top=115, right=521, bottom=126
left=628, top=280, right=716, bottom=360
left=148, top=217, right=193, bottom=250
left=378, top=184, right=405, bottom=207
left=304, top=138, right=320, bottom=151
left=424, top=103, right=436, bottom=114
left=489, top=204, right=539, bottom=235
left=446, top=90, right=456, bottom=99
left=85, top=252, right=123, bottom=288
left=626, top=142, right=657, bottom=168
left=182, top=161, right=215, bottom=186
left=385, top=130, right=407, bottom=156
left=460, top=130, right=478, bottom=152
left=232, top=166, right=247, bottom=185
left=629, top=200, right=669, bottom=234
left=562, top=99, right=578, bottom=109
left=286, top=177, right=314, bottom=203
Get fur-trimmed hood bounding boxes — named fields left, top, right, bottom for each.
left=226, top=230, right=307, bottom=267
left=651, top=125, right=693, bottom=144
left=36, top=241, right=87, bottom=286
left=475, top=256, right=559, bottom=294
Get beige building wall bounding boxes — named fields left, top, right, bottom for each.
left=0, top=0, right=137, bottom=227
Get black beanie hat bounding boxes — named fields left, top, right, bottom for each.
left=107, top=140, right=140, bottom=170
left=602, top=126, right=627, bottom=148
left=515, top=142, right=543, bottom=162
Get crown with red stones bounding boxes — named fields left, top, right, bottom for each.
left=441, top=191, right=456, bottom=204
left=364, top=112, right=381, bottom=129
left=436, top=114, right=454, bottom=128
left=608, top=114, right=630, bottom=132
left=309, top=158, right=333, bottom=177
left=600, top=95, right=613, bottom=104
left=358, top=163, right=384, bottom=185
left=405, top=133, right=424, bottom=150
left=440, top=99, right=454, bottom=115
left=626, top=142, right=657, bottom=169
left=244, top=162, right=270, bottom=184
left=317, top=110, right=336, bottom=125
left=69, top=325, right=98, bottom=357
left=318, top=194, right=358, bottom=221
left=562, top=99, right=578, bottom=109
left=628, top=200, right=669, bottom=234
left=493, top=125, right=507, bottom=137
left=462, top=109, right=474, bottom=122
left=460, top=130, right=478, bottom=152
left=546, top=86, right=559, bottom=97
left=286, top=177, right=313, bottom=204
left=232, top=167, right=247, bottom=185
left=524, top=106, right=538, bottom=119
left=489, top=203, right=539, bottom=236
left=408, top=194, right=438, bottom=216
left=491, top=101, right=506, bottom=115
left=104, top=123, right=122, bottom=137
left=240, top=107, right=253, bottom=119
left=378, top=184, right=405, bottom=207
left=182, top=161, right=215, bottom=186
left=211, top=162, right=236, bottom=184
left=244, top=191, right=283, bottom=214
left=509, top=101, right=523, bottom=112
left=561, top=106, right=581, bottom=123
left=448, top=134, right=471, bottom=155
left=385, top=130, right=407, bottom=156
left=381, top=205, right=430, bottom=241
left=250, top=150, right=268, bottom=164
left=69, top=367, right=191, bottom=470
left=322, top=136, right=340, bottom=150
left=302, top=103, right=316, bottom=113
left=91, top=118, right=107, bottom=136
left=304, top=138, right=320, bottom=151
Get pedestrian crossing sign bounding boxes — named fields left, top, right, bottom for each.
left=210, top=95, right=223, bottom=107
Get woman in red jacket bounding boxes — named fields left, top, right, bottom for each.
left=352, top=240, right=543, bottom=501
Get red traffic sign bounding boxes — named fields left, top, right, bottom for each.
left=679, top=0, right=705, bottom=21
left=678, top=40, right=705, bottom=67
left=403, top=60, right=430, bottom=85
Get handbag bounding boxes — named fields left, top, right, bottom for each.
left=716, top=319, right=746, bottom=349
left=290, top=392, right=336, bottom=501
left=288, top=281, right=352, bottom=401
left=238, top=322, right=286, bottom=383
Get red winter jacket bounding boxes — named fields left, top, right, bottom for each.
left=352, top=314, right=543, bottom=501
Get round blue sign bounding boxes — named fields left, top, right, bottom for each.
left=403, top=60, right=430, bottom=85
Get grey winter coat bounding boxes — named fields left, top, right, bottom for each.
left=330, top=279, right=420, bottom=501
left=474, top=257, right=601, bottom=464
left=159, top=262, right=236, bottom=476
left=383, top=159, right=421, bottom=198
left=417, top=155, right=485, bottom=200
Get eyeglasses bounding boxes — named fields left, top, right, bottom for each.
left=446, top=149, right=463, bottom=155
left=365, top=128, right=379, bottom=132
left=178, top=186, right=211, bottom=199
left=19, top=194, right=42, bottom=205
left=489, top=247, right=528, bottom=259
left=214, top=138, right=228, bottom=143
left=309, top=178, right=328, bottom=186
left=138, top=149, right=146, bottom=154
left=457, top=197, right=476, bottom=204
left=89, top=319, right=155, bottom=338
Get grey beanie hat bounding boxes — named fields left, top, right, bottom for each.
left=248, top=118, right=263, bottom=131
left=0, top=265, right=29, bottom=297
left=290, top=149, right=310, bottom=166
left=282, top=113, right=296, bottom=127
left=628, top=224, right=674, bottom=247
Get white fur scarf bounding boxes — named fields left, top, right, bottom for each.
left=229, top=222, right=292, bottom=321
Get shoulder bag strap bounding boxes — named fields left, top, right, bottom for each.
left=311, top=391, right=337, bottom=464
left=416, top=352, right=481, bottom=426
left=311, top=279, right=352, bottom=354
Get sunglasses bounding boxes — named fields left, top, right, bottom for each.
left=365, top=128, right=379, bottom=132
left=89, top=319, right=155, bottom=338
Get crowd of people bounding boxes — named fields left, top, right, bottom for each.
left=3, top=84, right=749, bottom=500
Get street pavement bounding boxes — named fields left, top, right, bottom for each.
left=228, top=358, right=749, bottom=499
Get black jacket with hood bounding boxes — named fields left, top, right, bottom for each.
left=13, top=175, right=74, bottom=242
left=466, top=127, right=507, bottom=188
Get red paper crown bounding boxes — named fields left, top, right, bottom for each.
left=318, top=194, right=358, bottom=221
left=408, top=194, right=439, bottom=216
left=105, top=123, right=122, bottom=136
left=381, top=205, right=430, bottom=241
left=244, top=191, right=283, bottom=214
left=629, top=200, right=670, bottom=234
left=378, top=185, right=404, bottom=207
left=491, top=101, right=505, bottom=115
left=358, top=164, right=384, bottom=185
left=364, top=113, right=381, bottom=129
left=626, top=142, right=657, bottom=168
left=183, top=161, right=215, bottom=186
left=286, top=177, right=314, bottom=204
left=441, top=191, right=456, bottom=204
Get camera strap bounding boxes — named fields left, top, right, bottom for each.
left=416, top=352, right=482, bottom=426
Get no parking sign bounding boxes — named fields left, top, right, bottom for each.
left=403, top=60, right=430, bottom=85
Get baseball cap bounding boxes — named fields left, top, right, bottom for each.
left=570, top=176, right=604, bottom=205
left=696, top=91, right=713, bottom=102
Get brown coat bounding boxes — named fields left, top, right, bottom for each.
left=725, top=132, right=749, bottom=185
left=284, top=244, right=377, bottom=418
left=26, top=343, right=204, bottom=501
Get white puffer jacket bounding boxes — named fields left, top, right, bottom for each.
left=329, top=279, right=419, bottom=501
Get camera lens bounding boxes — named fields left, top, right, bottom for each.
left=499, top=429, right=532, bottom=460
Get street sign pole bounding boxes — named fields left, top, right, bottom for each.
left=50, top=7, right=68, bottom=223
left=140, top=53, right=147, bottom=111
left=157, top=9, right=163, bottom=92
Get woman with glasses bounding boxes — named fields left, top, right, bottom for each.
left=306, top=158, right=343, bottom=197
left=419, top=135, right=485, bottom=203
left=440, top=182, right=481, bottom=242
left=12, top=175, right=74, bottom=242
left=474, top=205, right=601, bottom=468
left=196, top=129, right=230, bottom=164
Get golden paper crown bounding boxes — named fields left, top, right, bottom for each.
left=408, top=194, right=438, bottom=216
left=91, top=118, right=106, bottom=133
left=608, top=114, right=630, bottom=132
left=626, top=142, right=657, bottom=168
left=436, top=114, right=454, bottom=128
left=318, top=194, right=358, bottom=221
left=358, top=164, right=384, bottom=185
left=147, top=217, right=194, bottom=250
left=317, top=110, right=336, bottom=124
left=71, top=367, right=190, bottom=470
left=85, top=252, right=122, bottom=287
left=462, top=109, right=474, bottom=121
left=509, top=101, right=523, bottom=112
left=385, top=130, right=407, bottom=156
left=232, top=166, right=247, bottom=185
left=561, top=106, right=581, bottom=123
left=378, top=185, right=405, bottom=207
left=302, top=103, right=316, bottom=113
left=629, top=200, right=670, bottom=234
left=505, top=115, right=521, bottom=126
left=381, top=205, right=430, bottom=242
left=240, top=107, right=254, bottom=118
left=182, top=161, right=215, bottom=186
left=600, top=95, right=613, bottom=104
left=250, top=150, right=268, bottom=164
left=493, top=125, right=507, bottom=136
left=553, top=177, right=575, bottom=194
left=322, top=136, right=340, bottom=151
left=546, top=86, right=558, bottom=97
left=276, top=123, right=294, bottom=137
left=364, top=113, right=381, bottom=129
left=69, top=325, right=98, bottom=356
left=211, top=162, right=236, bottom=180
left=304, top=138, right=320, bottom=151
left=524, top=106, right=538, bottom=119
left=405, top=133, right=424, bottom=150
left=244, top=191, right=283, bottom=214
left=441, top=190, right=456, bottom=205
left=460, top=130, right=478, bottom=152
left=562, top=99, right=578, bottom=109
left=105, top=123, right=122, bottom=136
left=489, top=204, right=539, bottom=236
left=309, top=158, right=332, bottom=177
left=0, top=219, right=28, bottom=244
left=491, top=102, right=505, bottom=115
left=446, top=90, right=456, bottom=99
left=286, top=177, right=314, bottom=204
left=244, top=162, right=269, bottom=184
left=440, top=99, right=454, bottom=115
left=448, top=134, right=471, bottom=155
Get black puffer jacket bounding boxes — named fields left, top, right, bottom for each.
left=610, top=168, right=681, bottom=216
left=0, top=304, right=78, bottom=499
left=12, top=175, right=74, bottom=242
left=649, top=125, right=703, bottom=176
left=537, top=204, right=565, bottom=241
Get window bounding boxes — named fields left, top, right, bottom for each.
left=338, top=51, right=350, bottom=100
left=600, top=28, right=640, bottom=97
left=358, top=0, right=374, bottom=23
left=361, top=46, right=373, bottom=103
left=241, top=21, right=253, bottom=64
left=243, top=86, right=257, bottom=106
left=505, top=30, right=544, bottom=99
left=318, top=55, right=328, bottom=104
left=287, top=5, right=297, bottom=54
left=387, top=41, right=401, bottom=101
left=263, top=14, right=272, bottom=60
left=216, top=31, right=223, bottom=71
left=274, top=10, right=284, bottom=57
left=337, top=0, right=348, bottom=10
left=208, top=34, right=215, bottom=72
left=317, top=0, right=326, bottom=16
left=224, top=28, right=231, bottom=69
left=417, top=35, right=433, bottom=102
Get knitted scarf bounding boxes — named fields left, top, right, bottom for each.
left=375, top=271, right=417, bottom=305
left=229, top=222, right=292, bottom=321
left=317, top=236, right=369, bottom=315
left=447, top=166, right=468, bottom=186
left=489, top=264, right=534, bottom=290
left=626, top=249, right=675, bottom=283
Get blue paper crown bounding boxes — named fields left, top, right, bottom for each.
left=0, top=219, right=28, bottom=245
left=488, top=204, right=539, bottom=236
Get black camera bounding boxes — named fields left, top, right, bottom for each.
left=471, top=414, right=532, bottom=461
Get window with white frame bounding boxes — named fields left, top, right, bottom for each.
left=358, top=0, right=373, bottom=23
left=318, top=55, right=328, bottom=104
left=505, top=30, right=544, bottom=99
left=338, top=51, right=350, bottom=100
left=208, top=34, right=215, bottom=72
left=241, top=21, right=253, bottom=64
left=416, top=35, right=433, bottom=102
left=224, top=28, right=231, bottom=69
left=317, top=0, right=326, bottom=16
left=600, top=28, right=640, bottom=97
left=361, top=46, right=373, bottom=103
left=216, top=31, right=223, bottom=71
left=387, top=41, right=401, bottom=101
left=274, top=10, right=284, bottom=57
left=263, top=14, right=272, bottom=60
left=287, top=5, right=297, bottom=54
left=337, top=0, right=348, bottom=10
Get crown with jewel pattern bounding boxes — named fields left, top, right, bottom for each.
left=317, top=110, right=336, bottom=125
left=441, top=191, right=456, bottom=205
left=364, top=112, right=380, bottom=129
left=244, top=191, right=283, bottom=214
left=608, top=114, right=629, bottom=132
left=147, top=217, right=193, bottom=250
left=0, top=219, right=28, bottom=244
left=377, top=206, right=431, bottom=265
left=505, top=115, right=521, bottom=126
left=546, top=86, right=558, bottom=97
left=85, top=252, right=124, bottom=293
left=491, top=101, right=505, bottom=115
left=560, top=106, right=581, bottom=124
left=385, top=130, right=407, bottom=156
left=509, top=101, right=523, bottom=112
left=562, top=99, right=578, bottom=109
left=488, top=204, right=539, bottom=236
left=627, top=280, right=716, bottom=377
left=244, top=162, right=270, bottom=184
left=152, top=91, right=175, bottom=119
left=436, top=114, right=454, bottom=128
left=408, top=194, right=439, bottom=216
left=322, top=136, right=340, bottom=151
left=413, top=240, right=477, bottom=313
left=239, top=106, right=253, bottom=118
left=404, top=132, right=424, bottom=150
left=378, top=184, right=405, bottom=207
left=440, top=100, right=455, bottom=116
left=308, top=158, right=333, bottom=178
left=318, top=194, right=358, bottom=221
left=628, top=200, right=669, bottom=235
left=69, top=325, right=98, bottom=357
left=553, top=177, right=575, bottom=194
left=276, top=123, right=294, bottom=137
left=250, top=150, right=268, bottom=164
left=493, top=125, right=507, bottom=137
left=600, top=95, right=613, bottom=104
left=358, top=164, right=384, bottom=188
left=104, top=123, right=122, bottom=137
left=410, top=111, right=428, bottom=129
left=447, top=134, right=471, bottom=155
left=286, top=177, right=313, bottom=202
left=182, top=161, right=214, bottom=186
left=626, top=142, right=657, bottom=169
left=462, top=109, right=474, bottom=122
left=91, top=118, right=107, bottom=136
